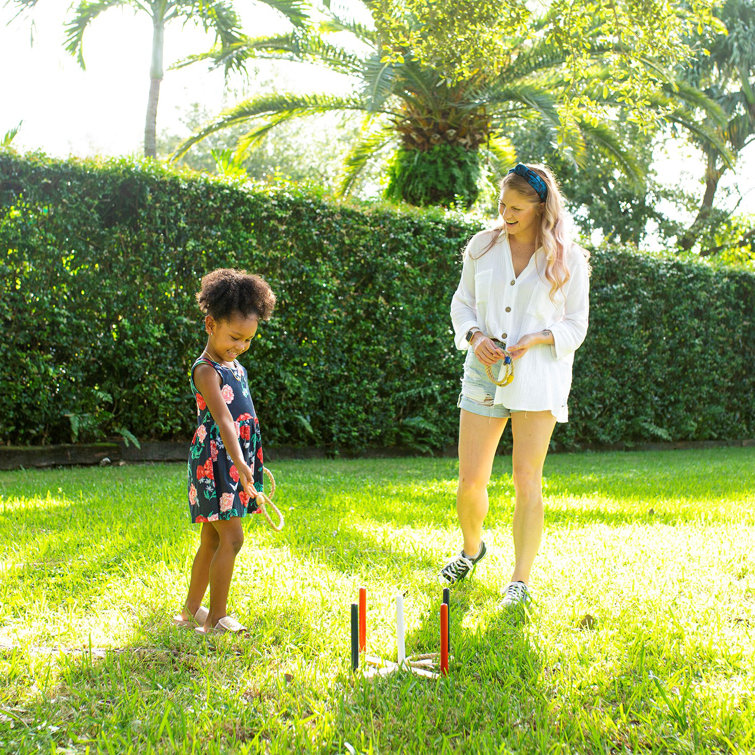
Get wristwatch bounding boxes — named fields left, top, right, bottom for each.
left=465, top=328, right=480, bottom=343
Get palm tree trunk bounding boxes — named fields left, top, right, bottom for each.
left=144, top=14, right=165, bottom=158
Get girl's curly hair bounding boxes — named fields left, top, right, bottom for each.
left=196, top=268, right=276, bottom=322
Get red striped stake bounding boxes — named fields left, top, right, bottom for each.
left=351, top=603, right=359, bottom=671
left=358, top=587, right=367, bottom=653
left=440, top=603, right=449, bottom=676
left=442, top=587, right=450, bottom=652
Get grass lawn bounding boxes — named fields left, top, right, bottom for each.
left=0, top=447, right=753, bottom=753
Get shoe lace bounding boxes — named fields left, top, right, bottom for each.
left=444, top=552, right=474, bottom=578
left=505, top=582, right=528, bottom=602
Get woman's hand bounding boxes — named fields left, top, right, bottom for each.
left=508, top=331, right=551, bottom=360
left=472, top=334, right=507, bottom=366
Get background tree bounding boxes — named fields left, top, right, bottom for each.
left=174, top=0, right=725, bottom=208
left=8, top=0, right=308, bottom=157
left=678, top=0, right=755, bottom=252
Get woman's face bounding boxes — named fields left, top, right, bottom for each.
left=498, top=187, right=542, bottom=241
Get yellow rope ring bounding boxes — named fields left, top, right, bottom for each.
left=254, top=467, right=284, bottom=531
left=484, top=339, right=515, bottom=387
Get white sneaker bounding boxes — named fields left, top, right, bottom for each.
left=500, top=581, right=531, bottom=608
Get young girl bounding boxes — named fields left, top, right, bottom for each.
left=173, top=268, right=276, bottom=634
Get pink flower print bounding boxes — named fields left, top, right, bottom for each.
left=196, top=425, right=207, bottom=443
left=189, top=484, right=198, bottom=506
left=208, top=513, right=219, bottom=522
left=221, top=385, right=234, bottom=404
left=210, top=440, right=218, bottom=462
left=229, top=465, right=240, bottom=483
left=219, top=493, right=234, bottom=513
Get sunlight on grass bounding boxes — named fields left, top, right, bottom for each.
left=0, top=448, right=753, bottom=753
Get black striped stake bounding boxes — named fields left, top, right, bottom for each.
left=442, top=587, right=450, bottom=651
left=350, top=603, right=359, bottom=671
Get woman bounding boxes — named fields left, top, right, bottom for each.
left=439, top=163, right=590, bottom=608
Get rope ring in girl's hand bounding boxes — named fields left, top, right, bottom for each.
left=254, top=467, right=284, bottom=531
left=484, top=339, right=514, bottom=387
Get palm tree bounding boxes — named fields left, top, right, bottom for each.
left=678, top=0, right=755, bottom=251
left=173, top=1, right=727, bottom=207
left=9, top=0, right=309, bottom=158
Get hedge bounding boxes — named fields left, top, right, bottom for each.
left=1, top=151, right=753, bottom=451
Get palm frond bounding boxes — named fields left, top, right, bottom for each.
left=483, top=132, right=517, bottom=168
left=255, top=0, right=311, bottom=29
left=175, top=31, right=365, bottom=77
left=659, top=80, right=728, bottom=128
left=362, top=55, right=399, bottom=111
left=172, top=92, right=366, bottom=161
left=487, top=83, right=561, bottom=128
left=338, top=118, right=396, bottom=196
left=64, top=0, right=128, bottom=69
left=571, top=116, right=643, bottom=182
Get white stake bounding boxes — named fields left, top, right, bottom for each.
left=395, top=593, right=406, bottom=665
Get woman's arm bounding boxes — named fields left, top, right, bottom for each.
left=548, top=250, right=590, bottom=360
left=194, top=363, right=254, bottom=494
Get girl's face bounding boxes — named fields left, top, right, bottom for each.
left=498, top=187, right=543, bottom=241
left=205, top=312, right=259, bottom=362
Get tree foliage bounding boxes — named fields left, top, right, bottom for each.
left=175, top=0, right=726, bottom=208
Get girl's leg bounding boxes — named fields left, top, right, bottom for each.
left=457, top=409, right=508, bottom=556
left=180, top=522, right=220, bottom=620
left=204, top=516, right=245, bottom=628
left=509, top=410, right=557, bottom=584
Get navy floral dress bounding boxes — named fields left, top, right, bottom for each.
left=187, top=356, right=264, bottom=523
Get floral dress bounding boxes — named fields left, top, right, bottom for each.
left=187, top=356, right=264, bottom=523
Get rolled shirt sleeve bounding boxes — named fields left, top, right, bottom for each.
left=549, top=248, right=590, bottom=361
left=450, top=249, right=481, bottom=350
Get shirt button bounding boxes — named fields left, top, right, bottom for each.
left=510, top=279, right=515, bottom=286
left=501, top=332, right=507, bottom=339
left=505, top=306, right=511, bottom=312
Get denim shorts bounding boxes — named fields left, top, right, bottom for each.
left=457, top=349, right=519, bottom=419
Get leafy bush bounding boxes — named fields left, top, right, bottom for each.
left=385, top=144, right=481, bottom=208
left=1, top=151, right=753, bottom=450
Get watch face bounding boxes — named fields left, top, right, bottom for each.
left=466, top=329, right=475, bottom=342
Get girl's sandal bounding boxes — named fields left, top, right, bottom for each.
left=195, top=616, right=247, bottom=635
left=172, top=606, right=209, bottom=629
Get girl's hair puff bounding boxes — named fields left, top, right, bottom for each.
left=196, top=268, right=276, bottom=322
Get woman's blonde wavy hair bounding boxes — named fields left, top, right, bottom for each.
left=471, top=163, right=584, bottom=299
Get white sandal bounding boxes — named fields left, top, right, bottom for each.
left=172, top=605, right=209, bottom=629
left=195, top=615, right=247, bottom=635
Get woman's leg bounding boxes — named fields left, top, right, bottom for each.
left=509, top=411, right=557, bottom=585
left=457, top=409, right=508, bottom=556
left=181, top=522, right=220, bottom=620
left=205, top=516, right=245, bottom=627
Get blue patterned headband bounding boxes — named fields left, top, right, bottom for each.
left=507, top=163, right=548, bottom=202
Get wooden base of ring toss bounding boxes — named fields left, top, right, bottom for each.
left=350, top=588, right=450, bottom=679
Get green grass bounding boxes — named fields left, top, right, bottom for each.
left=0, top=447, right=753, bottom=753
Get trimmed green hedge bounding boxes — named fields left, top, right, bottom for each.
left=1, top=151, right=753, bottom=451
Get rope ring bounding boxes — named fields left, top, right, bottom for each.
left=484, top=339, right=514, bottom=387
left=254, top=467, right=284, bottom=531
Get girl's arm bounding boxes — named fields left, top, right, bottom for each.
left=194, top=363, right=255, bottom=494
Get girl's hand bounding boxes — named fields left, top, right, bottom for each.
left=472, top=334, right=506, bottom=366
left=237, top=462, right=256, bottom=497
left=508, top=332, right=543, bottom=360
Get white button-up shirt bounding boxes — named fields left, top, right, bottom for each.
left=451, top=230, right=590, bottom=422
